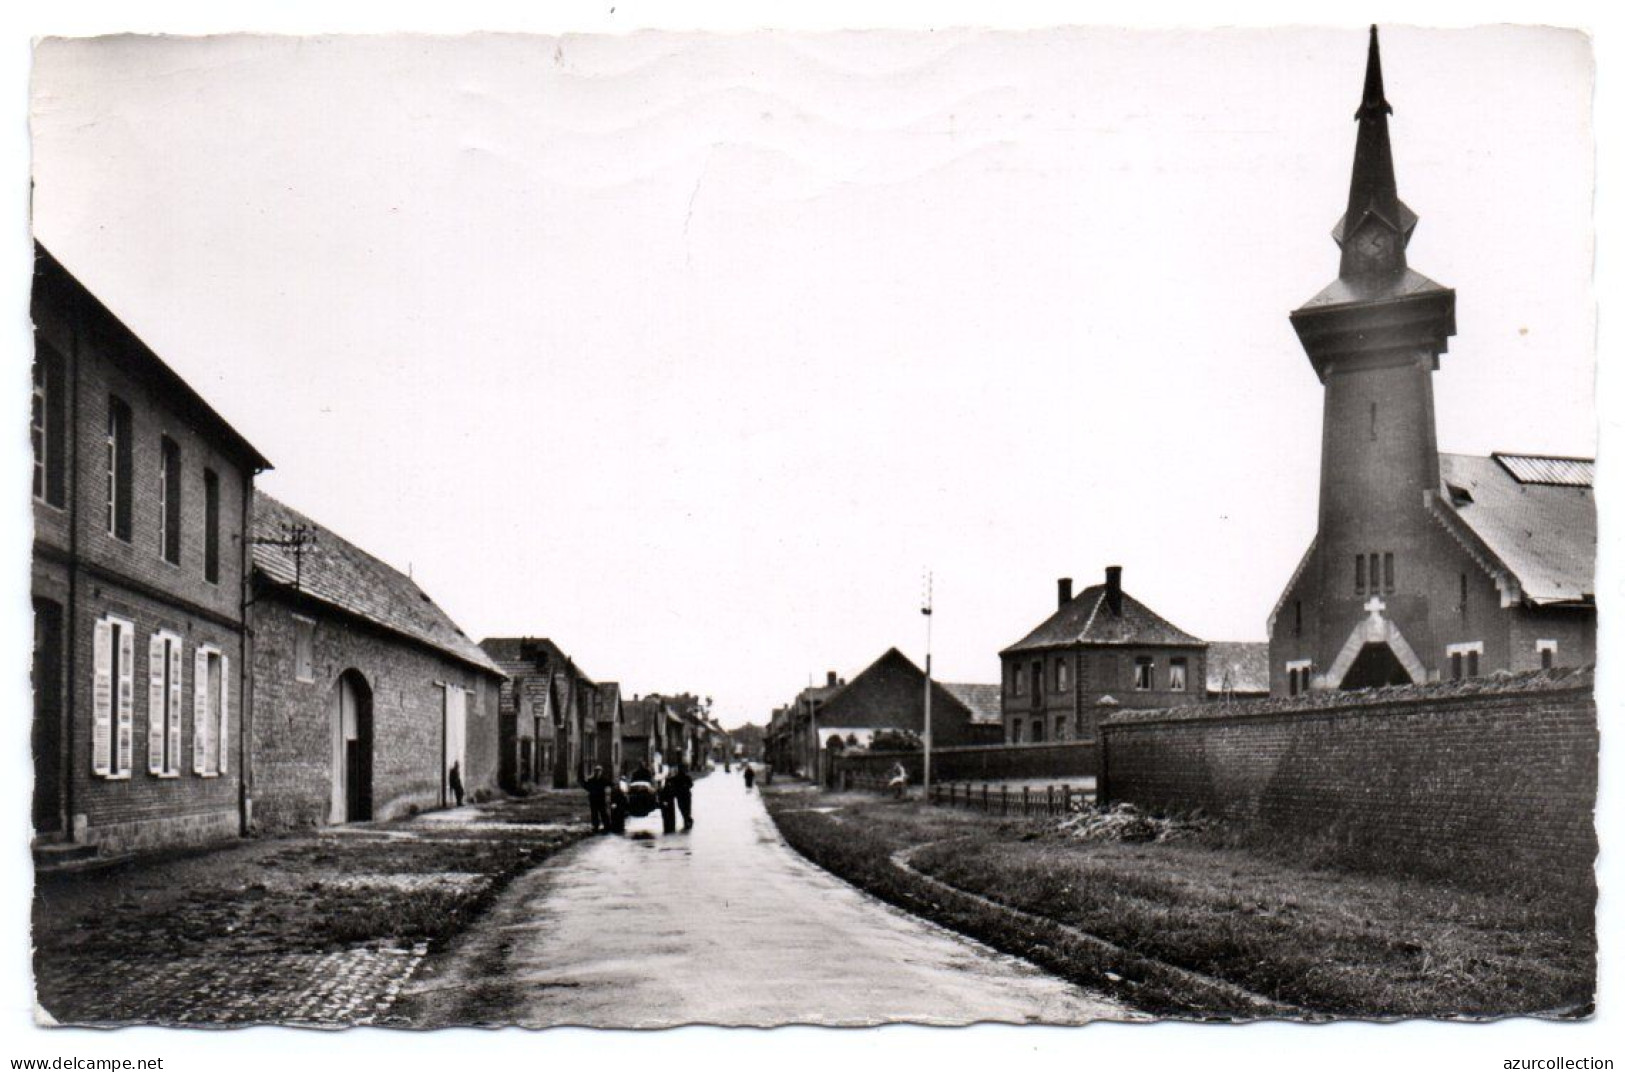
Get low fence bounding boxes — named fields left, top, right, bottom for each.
left=840, top=769, right=1091, bottom=816
left=832, top=739, right=1097, bottom=787
left=1099, top=667, right=1596, bottom=885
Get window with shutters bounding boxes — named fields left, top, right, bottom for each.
left=106, top=397, right=133, bottom=541
left=32, top=345, right=66, bottom=508
left=93, top=615, right=136, bottom=778
left=147, top=632, right=183, bottom=776
left=203, top=469, right=221, bottom=584
left=159, top=437, right=182, bottom=565
left=193, top=646, right=230, bottom=776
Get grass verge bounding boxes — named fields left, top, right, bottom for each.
left=762, top=784, right=1594, bottom=1020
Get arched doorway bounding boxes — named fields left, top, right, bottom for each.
left=329, top=670, right=373, bottom=823
left=1341, top=642, right=1412, bottom=690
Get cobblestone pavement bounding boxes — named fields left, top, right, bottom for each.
left=33, top=793, right=590, bottom=1026
left=404, top=771, right=1135, bottom=1026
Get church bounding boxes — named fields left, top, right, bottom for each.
left=1267, top=28, right=1596, bottom=695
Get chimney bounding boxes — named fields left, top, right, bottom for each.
left=1105, top=565, right=1123, bottom=616
left=1057, top=577, right=1073, bottom=608
left=826, top=670, right=838, bottom=687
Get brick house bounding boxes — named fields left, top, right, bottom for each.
left=619, top=696, right=664, bottom=773
left=1000, top=567, right=1208, bottom=744
left=30, top=244, right=272, bottom=856
left=593, top=682, right=625, bottom=774
left=1269, top=29, right=1595, bottom=695
left=250, top=491, right=505, bottom=831
left=811, top=648, right=1002, bottom=781
left=478, top=637, right=597, bottom=788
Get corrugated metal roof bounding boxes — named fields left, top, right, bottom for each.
left=1492, top=453, right=1594, bottom=487
left=254, top=492, right=504, bottom=677
left=1437, top=453, right=1595, bottom=604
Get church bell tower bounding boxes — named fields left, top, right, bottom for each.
left=1287, top=27, right=1457, bottom=690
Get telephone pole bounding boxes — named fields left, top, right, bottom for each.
left=921, top=571, right=933, bottom=795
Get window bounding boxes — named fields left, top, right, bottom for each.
left=1369, top=553, right=1381, bottom=595
left=1459, top=573, right=1469, bottom=620
left=1293, top=600, right=1302, bottom=637
left=1447, top=642, right=1483, bottom=682
left=1054, top=715, right=1068, bottom=741
left=204, top=469, right=221, bottom=583
left=1537, top=639, right=1557, bottom=670
left=1287, top=659, right=1312, bottom=697
left=92, top=616, right=135, bottom=778
left=1011, top=662, right=1022, bottom=697
left=31, top=345, right=66, bottom=507
left=147, top=632, right=184, bottom=776
left=193, top=646, right=230, bottom=776
left=1030, top=661, right=1042, bottom=702
left=1369, top=401, right=1378, bottom=441
left=293, top=615, right=316, bottom=683
left=1355, top=554, right=1366, bottom=594
left=1356, top=551, right=1393, bottom=595
left=106, top=397, right=133, bottom=540
left=1030, top=718, right=1045, bottom=743
left=1010, top=720, right=1023, bottom=744
left=1134, top=656, right=1154, bottom=691
left=1168, top=657, right=1187, bottom=692
left=1055, top=659, right=1069, bottom=693
left=159, top=437, right=182, bottom=565
left=1383, top=553, right=1395, bottom=593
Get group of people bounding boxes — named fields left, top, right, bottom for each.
left=578, top=757, right=773, bottom=834
left=579, top=761, right=695, bottom=835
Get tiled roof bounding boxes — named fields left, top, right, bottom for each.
left=1001, top=583, right=1205, bottom=655
left=1106, top=665, right=1592, bottom=725
left=622, top=698, right=661, bottom=737
left=940, top=682, right=1002, bottom=725
left=1205, top=641, right=1270, bottom=696
left=1437, top=453, right=1595, bottom=605
left=596, top=682, right=622, bottom=722
left=478, top=637, right=594, bottom=686
left=253, top=492, right=503, bottom=677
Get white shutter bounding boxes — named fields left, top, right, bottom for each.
left=167, top=641, right=183, bottom=775
left=92, top=619, right=112, bottom=776
left=116, top=624, right=134, bottom=776
left=193, top=647, right=209, bottom=774
left=147, top=634, right=166, bottom=774
left=218, top=655, right=230, bottom=774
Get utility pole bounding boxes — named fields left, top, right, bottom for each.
left=922, top=571, right=933, bottom=796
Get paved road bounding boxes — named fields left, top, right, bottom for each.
left=405, top=770, right=1132, bottom=1027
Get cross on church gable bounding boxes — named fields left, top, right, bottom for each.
left=1364, top=595, right=1387, bottom=620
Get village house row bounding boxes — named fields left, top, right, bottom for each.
left=29, top=245, right=723, bottom=857
left=765, top=28, right=1596, bottom=780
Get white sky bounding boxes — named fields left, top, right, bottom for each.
left=28, top=26, right=1595, bottom=728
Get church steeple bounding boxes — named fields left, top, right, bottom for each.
left=1333, top=26, right=1416, bottom=287
left=1291, top=26, right=1454, bottom=385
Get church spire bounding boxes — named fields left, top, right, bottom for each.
left=1334, top=25, right=1416, bottom=285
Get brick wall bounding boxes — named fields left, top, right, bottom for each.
left=252, top=593, right=502, bottom=833
left=834, top=739, right=1097, bottom=786
left=1099, top=668, right=1596, bottom=884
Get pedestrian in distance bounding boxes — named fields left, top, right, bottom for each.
left=742, top=764, right=756, bottom=791
left=887, top=762, right=908, bottom=800
left=667, top=763, right=695, bottom=830
left=578, top=764, right=613, bottom=833
left=449, top=760, right=465, bottom=807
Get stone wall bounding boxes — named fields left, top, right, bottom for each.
left=1099, top=667, right=1596, bottom=883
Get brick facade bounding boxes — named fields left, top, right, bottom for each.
left=1098, top=669, right=1596, bottom=883
left=31, top=246, right=267, bottom=854
left=251, top=592, right=501, bottom=832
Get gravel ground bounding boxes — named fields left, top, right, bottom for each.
left=32, top=791, right=592, bottom=1027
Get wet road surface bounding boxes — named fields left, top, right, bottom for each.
left=406, top=770, right=1132, bottom=1027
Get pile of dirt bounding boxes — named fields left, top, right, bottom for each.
left=1057, top=803, right=1211, bottom=844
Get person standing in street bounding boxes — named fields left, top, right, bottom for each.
left=667, top=763, right=695, bottom=830
left=578, top=764, right=612, bottom=833
left=742, top=764, right=756, bottom=791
